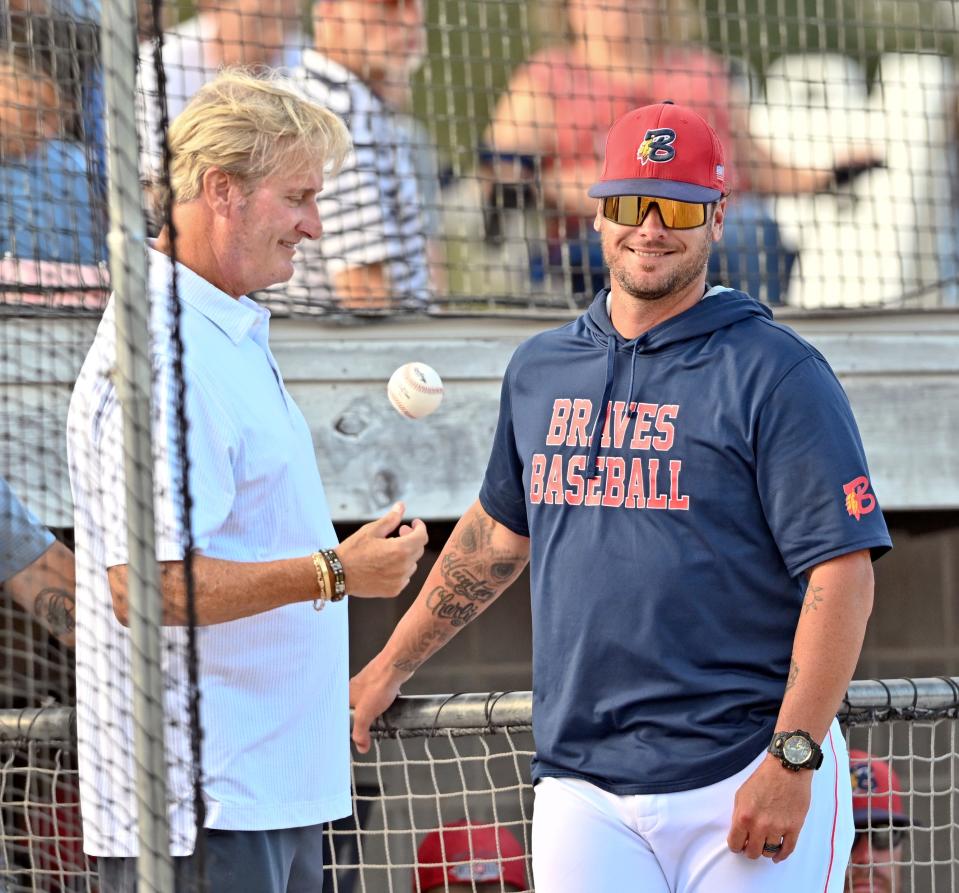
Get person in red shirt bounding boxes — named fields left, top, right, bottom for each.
left=483, top=0, right=867, bottom=304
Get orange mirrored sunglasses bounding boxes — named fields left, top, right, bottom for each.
left=602, top=195, right=708, bottom=230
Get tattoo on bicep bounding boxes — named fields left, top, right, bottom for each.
left=803, top=584, right=824, bottom=614
left=33, top=587, right=76, bottom=637
left=785, top=659, right=799, bottom=692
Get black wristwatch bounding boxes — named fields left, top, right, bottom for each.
left=767, top=729, right=824, bottom=771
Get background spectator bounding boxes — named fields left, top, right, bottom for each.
left=0, top=475, right=75, bottom=648
left=847, top=750, right=911, bottom=893
left=281, top=0, right=439, bottom=312
left=414, top=820, right=527, bottom=892
left=0, top=9, right=105, bottom=265
left=483, top=0, right=866, bottom=304
left=138, top=0, right=306, bottom=181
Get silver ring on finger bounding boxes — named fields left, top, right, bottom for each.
left=762, top=840, right=783, bottom=856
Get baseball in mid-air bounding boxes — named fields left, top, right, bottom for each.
left=387, top=362, right=444, bottom=419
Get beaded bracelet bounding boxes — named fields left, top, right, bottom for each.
left=320, top=548, right=347, bottom=601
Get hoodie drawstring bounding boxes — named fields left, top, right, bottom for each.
left=586, top=337, right=617, bottom=479
left=626, top=342, right=639, bottom=417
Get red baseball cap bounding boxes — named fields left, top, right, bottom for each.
left=848, top=750, right=911, bottom=828
left=414, top=820, right=527, bottom=891
left=588, top=101, right=726, bottom=203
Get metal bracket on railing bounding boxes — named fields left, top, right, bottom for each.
left=370, top=690, right=534, bottom=738
left=0, top=705, right=75, bottom=742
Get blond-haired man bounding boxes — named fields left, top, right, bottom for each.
left=68, top=69, right=428, bottom=892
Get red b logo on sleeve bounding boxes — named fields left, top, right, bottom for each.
left=843, top=476, right=876, bottom=520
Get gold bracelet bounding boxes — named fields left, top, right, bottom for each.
left=312, top=551, right=329, bottom=612
left=319, top=553, right=334, bottom=606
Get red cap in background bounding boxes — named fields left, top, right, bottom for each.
left=848, top=749, right=911, bottom=828
left=415, top=819, right=527, bottom=891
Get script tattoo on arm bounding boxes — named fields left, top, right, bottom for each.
left=785, top=659, right=799, bottom=693
left=439, top=555, right=498, bottom=603
left=33, top=586, right=76, bottom=638
left=436, top=513, right=526, bottom=614
left=393, top=510, right=527, bottom=675
left=803, top=583, right=824, bottom=614
left=426, top=585, right=478, bottom=627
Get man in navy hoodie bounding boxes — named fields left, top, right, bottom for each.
left=351, top=101, right=891, bottom=891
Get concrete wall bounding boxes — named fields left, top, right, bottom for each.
left=3, top=308, right=956, bottom=684
left=3, top=309, right=959, bottom=527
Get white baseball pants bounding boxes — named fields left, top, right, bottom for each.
left=531, top=719, right=852, bottom=892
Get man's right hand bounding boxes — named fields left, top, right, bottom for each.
left=336, top=502, right=427, bottom=598
left=349, top=658, right=409, bottom=754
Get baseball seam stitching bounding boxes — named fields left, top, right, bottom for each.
left=403, top=367, right=443, bottom=395
left=388, top=393, right=417, bottom=419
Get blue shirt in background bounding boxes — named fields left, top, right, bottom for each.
left=0, top=476, right=55, bottom=584
left=0, top=139, right=105, bottom=265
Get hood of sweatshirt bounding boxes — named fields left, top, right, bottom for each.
left=581, top=286, right=771, bottom=476
left=477, top=283, right=891, bottom=795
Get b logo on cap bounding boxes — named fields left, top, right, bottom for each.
left=449, top=862, right=502, bottom=882
left=638, top=128, right=677, bottom=165
left=851, top=763, right=878, bottom=795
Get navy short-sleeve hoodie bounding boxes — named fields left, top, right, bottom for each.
left=480, top=287, right=892, bottom=794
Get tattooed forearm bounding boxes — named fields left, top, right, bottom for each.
left=785, top=659, right=799, bottom=692
left=440, top=554, right=498, bottom=602
left=803, top=584, right=824, bottom=614
left=489, top=561, right=517, bottom=582
left=457, top=513, right=494, bottom=554
left=393, top=626, right=454, bottom=673
left=426, top=586, right=479, bottom=627
left=390, top=504, right=529, bottom=675
left=33, top=587, right=76, bottom=637
left=443, top=514, right=526, bottom=597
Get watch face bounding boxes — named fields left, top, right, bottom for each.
left=783, top=734, right=813, bottom=765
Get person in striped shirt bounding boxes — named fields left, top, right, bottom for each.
left=282, top=0, right=440, bottom=313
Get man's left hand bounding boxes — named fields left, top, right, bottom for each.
left=726, top=755, right=813, bottom=863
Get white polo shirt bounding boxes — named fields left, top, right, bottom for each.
left=67, top=245, right=350, bottom=856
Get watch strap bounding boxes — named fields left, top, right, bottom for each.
left=768, top=729, right=824, bottom=771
